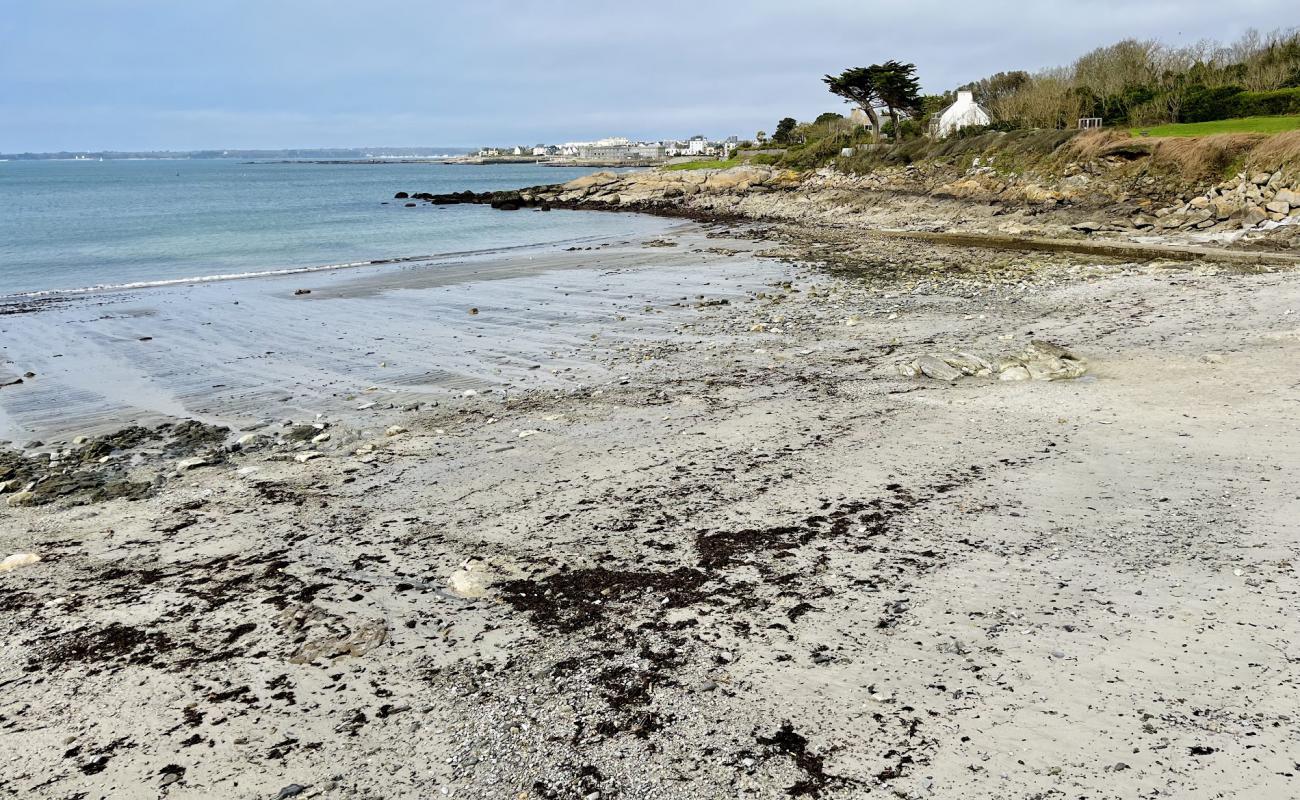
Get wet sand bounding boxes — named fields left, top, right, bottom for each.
left=0, top=224, right=778, bottom=443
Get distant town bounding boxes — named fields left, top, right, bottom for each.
left=468, top=135, right=744, bottom=165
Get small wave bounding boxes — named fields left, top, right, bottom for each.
left=0, top=231, right=628, bottom=301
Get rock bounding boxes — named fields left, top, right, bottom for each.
left=394, top=192, right=409, bottom=199
left=311, top=432, right=331, bottom=444
left=294, top=451, right=323, bottom=463
left=294, top=289, right=311, bottom=295
left=1242, top=206, right=1268, bottom=227
left=1265, top=200, right=1290, bottom=215
left=998, top=365, right=1032, bottom=381
left=1070, top=221, right=1103, bottom=233
left=277, top=784, right=306, bottom=798
left=1212, top=199, right=1238, bottom=220
left=942, top=352, right=993, bottom=376
left=0, top=479, right=18, bottom=494
left=446, top=560, right=495, bottom=599
left=1188, top=196, right=1210, bottom=209
left=915, top=356, right=962, bottom=382
left=1250, top=172, right=1271, bottom=186
left=0, top=553, right=40, bottom=572
left=176, top=457, right=210, bottom=471
left=235, top=433, right=261, bottom=447
left=1274, top=188, right=1300, bottom=207
left=4, top=492, right=36, bottom=507
left=384, top=425, right=407, bottom=437
left=72, top=435, right=91, bottom=446
left=290, top=618, right=387, bottom=663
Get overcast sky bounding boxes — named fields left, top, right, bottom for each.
left=0, top=0, right=1292, bottom=151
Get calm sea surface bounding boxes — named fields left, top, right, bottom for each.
left=0, top=160, right=666, bottom=295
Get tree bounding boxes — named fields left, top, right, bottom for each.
left=873, top=61, right=923, bottom=138
left=772, top=117, right=798, bottom=144
left=824, top=67, right=884, bottom=140
left=755, top=130, right=768, bottom=144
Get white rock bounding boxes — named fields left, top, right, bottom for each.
left=5, top=491, right=36, bottom=507
left=446, top=561, right=495, bottom=599
left=235, top=433, right=261, bottom=447
left=176, top=457, right=210, bottom=471
left=294, top=451, right=323, bottom=463
left=311, top=432, right=331, bottom=444
left=385, top=425, right=408, bottom=437
left=0, top=552, right=40, bottom=572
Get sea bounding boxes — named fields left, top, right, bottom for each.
left=0, top=159, right=671, bottom=296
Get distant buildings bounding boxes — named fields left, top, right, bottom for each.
left=477, top=134, right=741, bottom=162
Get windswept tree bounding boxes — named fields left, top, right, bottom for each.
left=772, top=117, right=798, bottom=144
left=873, top=61, right=923, bottom=137
left=824, top=67, right=883, bottom=140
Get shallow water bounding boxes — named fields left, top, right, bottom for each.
left=0, top=160, right=664, bottom=295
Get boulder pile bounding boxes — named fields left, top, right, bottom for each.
left=1144, top=170, right=1299, bottom=233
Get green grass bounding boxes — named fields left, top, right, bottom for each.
left=662, top=157, right=742, bottom=171
left=1131, top=115, right=1300, bottom=137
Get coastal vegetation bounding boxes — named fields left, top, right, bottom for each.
left=961, top=28, right=1300, bottom=130
left=1129, top=115, right=1300, bottom=137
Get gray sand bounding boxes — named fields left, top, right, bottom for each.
left=1, top=223, right=1298, bottom=799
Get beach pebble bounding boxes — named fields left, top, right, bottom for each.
left=385, top=425, right=408, bottom=437
left=176, top=457, right=211, bottom=472
left=311, top=432, right=331, bottom=444
left=294, top=451, right=323, bottom=463
left=236, top=433, right=261, bottom=447
left=277, top=785, right=305, bottom=799
left=0, top=552, right=40, bottom=571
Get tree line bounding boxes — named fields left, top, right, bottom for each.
left=960, top=27, right=1300, bottom=129
left=768, top=27, right=1300, bottom=148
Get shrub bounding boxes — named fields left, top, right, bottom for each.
left=1236, top=87, right=1300, bottom=116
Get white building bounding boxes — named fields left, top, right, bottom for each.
left=933, top=91, right=992, bottom=138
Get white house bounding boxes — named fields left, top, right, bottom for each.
left=933, top=91, right=992, bottom=138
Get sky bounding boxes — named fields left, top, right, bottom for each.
left=0, top=0, right=1293, bottom=152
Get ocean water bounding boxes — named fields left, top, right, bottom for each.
left=0, top=159, right=668, bottom=296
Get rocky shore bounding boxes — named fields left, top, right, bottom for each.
left=398, top=132, right=1300, bottom=252
left=3, top=207, right=1298, bottom=798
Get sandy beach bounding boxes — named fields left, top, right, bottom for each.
left=2, top=214, right=1298, bottom=799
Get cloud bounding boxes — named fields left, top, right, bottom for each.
left=1, top=0, right=1294, bottom=150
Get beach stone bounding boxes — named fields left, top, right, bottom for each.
left=447, top=560, right=495, bottom=599
left=277, top=784, right=305, bottom=799
left=998, top=365, right=1032, bottom=381
left=1265, top=200, right=1290, bottom=215
left=1242, top=206, right=1267, bottom=227
left=235, top=433, right=261, bottom=447
left=311, top=432, right=331, bottom=444
left=1274, top=189, right=1300, bottom=207
left=176, top=457, right=210, bottom=471
left=385, top=425, right=408, bottom=437
left=0, top=479, right=18, bottom=494
left=294, top=451, right=323, bottom=463
left=0, top=552, right=40, bottom=571
left=5, top=491, right=36, bottom=507
left=915, top=356, right=962, bottom=382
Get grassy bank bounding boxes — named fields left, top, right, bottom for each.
left=663, top=157, right=742, bottom=171
left=1131, top=116, right=1300, bottom=137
